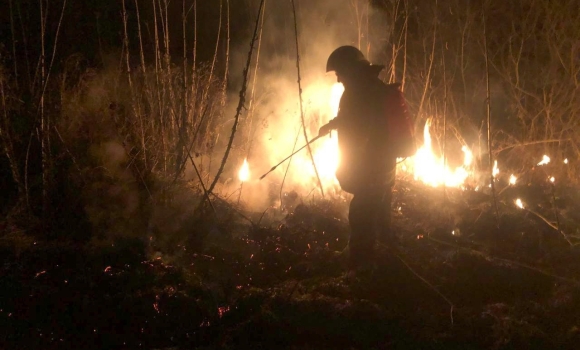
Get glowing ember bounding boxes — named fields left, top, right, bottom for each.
left=403, top=119, right=473, bottom=187
left=537, top=155, right=550, bottom=166
left=509, top=174, right=517, bottom=185
left=515, top=198, right=524, bottom=209
left=492, top=160, right=499, bottom=178
left=238, top=158, right=250, bottom=182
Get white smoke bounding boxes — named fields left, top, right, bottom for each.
left=219, top=0, right=389, bottom=210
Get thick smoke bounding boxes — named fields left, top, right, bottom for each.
left=219, top=0, right=388, bottom=211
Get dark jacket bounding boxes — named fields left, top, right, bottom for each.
left=327, top=66, right=397, bottom=193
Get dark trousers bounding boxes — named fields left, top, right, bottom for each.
left=348, top=184, right=393, bottom=269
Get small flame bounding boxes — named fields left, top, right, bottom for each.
left=537, top=155, right=550, bottom=166
left=549, top=176, right=555, bottom=183
left=564, top=158, right=569, bottom=164
left=515, top=198, right=524, bottom=209
left=509, top=174, right=517, bottom=185
left=238, top=158, right=250, bottom=182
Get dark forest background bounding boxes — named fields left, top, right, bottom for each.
left=2, top=1, right=580, bottom=349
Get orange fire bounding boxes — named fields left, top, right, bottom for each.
left=306, top=83, right=475, bottom=189
left=243, top=82, right=476, bottom=191
left=399, top=119, right=474, bottom=187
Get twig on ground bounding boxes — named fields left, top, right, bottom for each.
left=379, top=242, right=455, bottom=325
left=209, top=193, right=255, bottom=226
left=525, top=207, right=573, bottom=246
left=187, top=151, right=216, bottom=216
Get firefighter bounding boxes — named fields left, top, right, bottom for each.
left=319, top=46, right=398, bottom=274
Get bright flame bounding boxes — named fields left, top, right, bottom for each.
left=564, top=158, right=569, bottom=164
left=293, top=83, right=342, bottom=186
left=329, top=83, right=344, bottom=117
left=314, top=83, right=343, bottom=178
left=311, top=137, right=339, bottom=181
left=509, top=174, right=517, bottom=185
left=549, top=176, right=555, bottom=183
left=462, top=146, right=473, bottom=167
left=402, top=119, right=473, bottom=187
left=238, top=158, right=250, bottom=182
left=537, top=155, right=551, bottom=166
left=310, top=83, right=344, bottom=183
left=515, top=198, right=524, bottom=209
left=492, top=160, right=499, bottom=178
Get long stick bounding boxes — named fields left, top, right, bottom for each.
left=260, top=135, right=322, bottom=180
left=290, top=0, right=324, bottom=198
left=549, top=182, right=569, bottom=245
left=483, top=7, right=500, bottom=228
left=207, top=0, right=265, bottom=195
left=427, top=236, right=580, bottom=286
left=442, top=47, right=448, bottom=201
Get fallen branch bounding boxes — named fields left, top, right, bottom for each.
left=427, top=236, right=580, bottom=287
left=525, top=207, right=573, bottom=246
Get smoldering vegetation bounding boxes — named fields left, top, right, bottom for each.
left=1, top=0, right=580, bottom=348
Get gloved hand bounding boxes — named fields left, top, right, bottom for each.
left=318, top=123, right=333, bottom=137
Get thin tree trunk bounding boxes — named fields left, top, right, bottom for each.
left=442, top=47, right=448, bottom=200
left=206, top=0, right=266, bottom=196
left=417, top=0, right=438, bottom=119
left=0, top=79, right=24, bottom=197
left=483, top=8, right=500, bottom=228
left=291, top=0, right=324, bottom=198
left=39, top=0, right=48, bottom=218
left=245, top=0, right=267, bottom=158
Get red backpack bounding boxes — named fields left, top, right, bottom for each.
left=384, top=83, right=416, bottom=158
